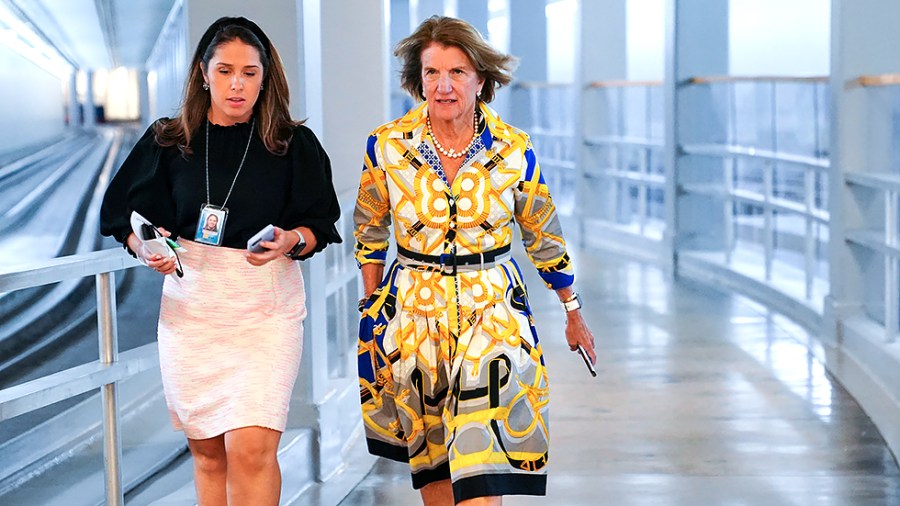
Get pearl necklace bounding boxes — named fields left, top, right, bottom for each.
left=427, top=112, right=480, bottom=159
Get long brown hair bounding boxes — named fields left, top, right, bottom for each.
left=395, top=16, right=517, bottom=103
left=154, top=17, right=298, bottom=156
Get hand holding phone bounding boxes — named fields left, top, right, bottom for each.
left=576, top=344, right=597, bottom=377
left=247, top=224, right=276, bottom=253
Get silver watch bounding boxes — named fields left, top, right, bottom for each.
left=561, top=293, right=582, bottom=312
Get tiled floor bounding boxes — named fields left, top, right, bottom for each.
left=334, top=247, right=900, bottom=505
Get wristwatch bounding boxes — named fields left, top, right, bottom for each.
left=285, top=229, right=307, bottom=258
left=561, top=292, right=582, bottom=312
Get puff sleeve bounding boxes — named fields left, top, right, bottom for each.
left=99, top=123, right=176, bottom=245
left=279, top=125, right=342, bottom=259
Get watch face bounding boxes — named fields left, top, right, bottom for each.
left=563, top=293, right=582, bottom=311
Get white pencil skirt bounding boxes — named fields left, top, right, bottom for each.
left=157, top=239, right=306, bottom=439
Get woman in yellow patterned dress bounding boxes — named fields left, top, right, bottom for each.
left=354, top=16, right=596, bottom=506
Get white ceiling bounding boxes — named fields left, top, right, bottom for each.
left=10, top=0, right=175, bottom=70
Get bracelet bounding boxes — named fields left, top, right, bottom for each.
left=561, top=292, right=578, bottom=303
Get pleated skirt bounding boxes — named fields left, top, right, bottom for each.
left=157, top=239, right=306, bottom=439
left=358, top=258, right=549, bottom=501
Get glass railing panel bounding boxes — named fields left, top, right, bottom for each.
left=733, top=158, right=765, bottom=196
left=648, top=149, right=665, bottom=177
left=517, top=83, right=577, bottom=216
left=553, top=165, right=577, bottom=216
left=771, top=209, right=810, bottom=271
left=814, top=170, right=829, bottom=213
left=621, top=145, right=645, bottom=174
left=645, top=189, right=666, bottom=240
left=772, top=163, right=807, bottom=206
left=680, top=76, right=830, bottom=310
left=816, top=83, right=830, bottom=159
left=648, top=187, right=666, bottom=221
left=622, top=86, right=649, bottom=139
left=583, top=81, right=665, bottom=243
left=814, top=221, right=830, bottom=281
left=731, top=202, right=766, bottom=256
left=731, top=82, right=775, bottom=150
left=649, top=86, right=665, bottom=142
left=774, top=82, right=824, bottom=158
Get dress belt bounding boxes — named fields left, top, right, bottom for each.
left=396, top=244, right=511, bottom=275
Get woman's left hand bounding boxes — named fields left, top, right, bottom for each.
left=565, top=310, right=596, bottom=365
left=245, top=226, right=312, bottom=266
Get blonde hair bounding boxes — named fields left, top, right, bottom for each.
left=395, top=16, right=518, bottom=103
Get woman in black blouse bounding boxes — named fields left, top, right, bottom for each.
left=100, top=16, right=340, bottom=504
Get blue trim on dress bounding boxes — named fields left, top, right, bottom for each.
left=365, top=134, right=378, bottom=171
left=539, top=270, right=574, bottom=290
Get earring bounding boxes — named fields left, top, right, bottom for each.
left=202, top=83, right=209, bottom=91
left=260, top=84, right=264, bottom=91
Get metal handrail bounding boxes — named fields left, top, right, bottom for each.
left=853, top=74, right=900, bottom=87
left=512, top=81, right=572, bottom=89
left=688, top=75, right=828, bottom=84
left=587, top=79, right=662, bottom=88
left=673, top=74, right=829, bottom=299
left=0, top=248, right=143, bottom=505
left=584, top=135, right=664, bottom=149
left=680, top=143, right=829, bottom=170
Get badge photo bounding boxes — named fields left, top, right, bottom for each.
left=195, top=205, right=228, bottom=246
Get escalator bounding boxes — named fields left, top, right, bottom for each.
left=0, top=126, right=189, bottom=504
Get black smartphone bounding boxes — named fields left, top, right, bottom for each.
left=576, top=345, right=597, bottom=377
left=140, top=223, right=159, bottom=241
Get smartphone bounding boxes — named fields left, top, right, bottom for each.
left=576, top=344, right=597, bottom=377
left=140, top=223, right=160, bottom=241
left=247, top=224, right=276, bottom=253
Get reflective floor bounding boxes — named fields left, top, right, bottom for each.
left=335, top=247, right=900, bottom=505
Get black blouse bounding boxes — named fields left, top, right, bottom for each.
left=100, top=119, right=342, bottom=258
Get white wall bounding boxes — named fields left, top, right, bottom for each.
left=0, top=46, right=64, bottom=153
left=547, top=0, right=576, bottom=82
left=627, top=0, right=830, bottom=80
left=729, top=0, right=830, bottom=75
left=627, top=0, right=665, bottom=80
left=146, top=1, right=188, bottom=122
left=316, top=0, right=390, bottom=194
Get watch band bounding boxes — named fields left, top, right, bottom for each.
left=285, top=229, right=306, bottom=258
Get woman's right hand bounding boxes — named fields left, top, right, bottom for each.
left=127, top=230, right=178, bottom=276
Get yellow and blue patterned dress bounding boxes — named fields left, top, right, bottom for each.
left=354, top=101, right=573, bottom=501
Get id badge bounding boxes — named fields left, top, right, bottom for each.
left=195, top=204, right=228, bottom=246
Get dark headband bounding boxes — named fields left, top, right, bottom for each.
left=196, top=16, right=272, bottom=61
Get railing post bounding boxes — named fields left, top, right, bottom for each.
left=95, top=272, right=123, bottom=505
left=886, top=191, right=898, bottom=343
left=804, top=167, right=815, bottom=301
